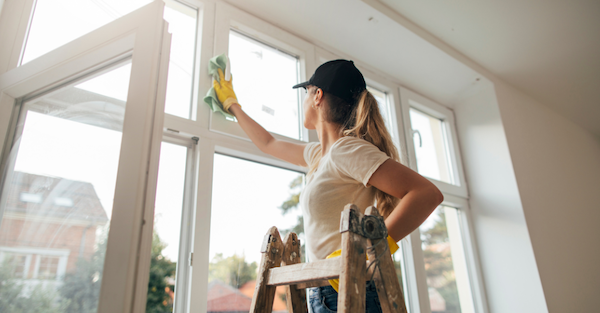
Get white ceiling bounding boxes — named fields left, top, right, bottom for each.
left=378, top=0, right=600, bottom=138
left=224, top=0, right=600, bottom=138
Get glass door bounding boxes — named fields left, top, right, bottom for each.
left=0, top=2, right=172, bottom=312
left=0, top=60, right=132, bottom=312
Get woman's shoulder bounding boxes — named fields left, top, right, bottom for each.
left=331, top=136, right=380, bottom=155
left=304, top=141, right=322, bottom=165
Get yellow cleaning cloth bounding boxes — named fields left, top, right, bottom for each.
left=326, top=235, right=399, bottom=292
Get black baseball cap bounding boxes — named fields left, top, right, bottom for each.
left=293, top=59, right=366, bottom=104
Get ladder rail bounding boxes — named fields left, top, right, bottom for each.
left=250, top=205, right=407, bottom=313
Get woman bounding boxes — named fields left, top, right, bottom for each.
left=213, top=59, right=443, bottom=312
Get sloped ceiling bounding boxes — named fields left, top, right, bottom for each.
left=376, top=0, right=600, bottom=138
left=224, top=0, right=484, bottom=110
left=224, top=0, right=600, bottom=138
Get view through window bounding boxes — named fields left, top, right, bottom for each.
left=145, top=142, right=187, bottom=312
left=419, top=206, right=475, bottom=313
left=21, top=0, right=197, bottom=119
left=208, top=154, right=303, bottom=312
left=0, top=61, right=131, bottom=312
left=367, top=86, right=394, bottom=138
left=228, top=31, right=301, bottom=140
left=409, top=107, right=454, bottom=184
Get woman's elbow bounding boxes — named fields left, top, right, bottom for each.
left=428, top=185, right=444, bottom=207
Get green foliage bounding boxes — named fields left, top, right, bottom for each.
left=0, top=228, right=176, bottom=313
left=278, top=175, right=306, bottom=262
left=59, top=231, right=107, bottom=313
left=208, top=254, right=257, bottom=288
left=421, top=209, right=461, bottom=313
left=0, top=260, right=69, bottom=313
left=146, top=232, right=177, bottom=313
left=279, top=175, right=303, bottom=215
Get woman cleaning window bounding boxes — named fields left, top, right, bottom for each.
left=213, top=59, right=443, bottom=312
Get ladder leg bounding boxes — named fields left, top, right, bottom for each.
left=365, top=207, right=408, bottom=313
left=250, top=227, right=284, bottom=313
left=338, top=205, right=367, bottom=313
left=282, top=232, right=308, bottom=313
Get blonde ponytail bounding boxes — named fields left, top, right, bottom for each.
left=343, top=90, right=399, bottom=218
left=307, top=89, right=400, bottom=218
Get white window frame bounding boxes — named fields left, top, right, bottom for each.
left=399, top=86, right=490, bottom=313
left=208, top=1, right=316, bottom=143
left=158, top=133, right=198, bottom=313
left=0, top=1, right=489, bottom=312
left=400, top=86, right=469, bottom=198
left=0, top=2, right=172, bottom=313
left=0, top=247, right=69, bottom=282
left=0, top=247, right=35, bottom=278
left=439, top=194, right=490, bottom=313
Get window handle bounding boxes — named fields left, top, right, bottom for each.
left=412, top=129, right=422, bottom=147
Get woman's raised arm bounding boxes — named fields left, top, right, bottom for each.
left=229, top=104, right=307, bottom=167
left=213, top=68, right=307, bottom=167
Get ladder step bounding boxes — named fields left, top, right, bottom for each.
left=267, top=257, right=341, bottom=286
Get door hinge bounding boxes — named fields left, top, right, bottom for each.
left=189, top=252, right=193, bottom=266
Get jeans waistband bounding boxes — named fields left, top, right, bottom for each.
left=309, top=281, right=377, bottom=296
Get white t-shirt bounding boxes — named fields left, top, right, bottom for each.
left=300, top=136, right=390, bottom=261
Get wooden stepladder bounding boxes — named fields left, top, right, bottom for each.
left=250, top=204, right=408, bottom=313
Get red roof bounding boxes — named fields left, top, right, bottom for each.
left=207, top=280, right=288, bottom=313
left=207, top=280, right=253, bottom=312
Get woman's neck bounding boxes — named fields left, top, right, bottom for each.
left=316, top=121, right=343, bottom=156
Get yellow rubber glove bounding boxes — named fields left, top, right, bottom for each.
left=326, top=235, right=399, bottom=292
left=212, top=68, right=240, bottom=113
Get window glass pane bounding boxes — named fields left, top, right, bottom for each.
left=22, top=0, right=153, bottom=64
left=22, top=0, right=198, bottom=119
left=163, top=1, right=198, bottom=119
left=228, top=31, right=301, bottom=140
left=409, top=107, right=454, bottom=184
left=367, top=86, right=394, bottom=138
left=392, top=244, right=411, bottom=313
left=146, top=142, right=187, bottom=312
left=419, top=206, right=475, bottom=313
left=0, top=61, right=131, bottom=312
left=208, top=154, right=303, bottom=312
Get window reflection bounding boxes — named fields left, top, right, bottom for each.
left=420, top=206, right=474, bottom=313
left=228, top=31, right=301, bottom=140
left=208, top=154, right=303, bottom=312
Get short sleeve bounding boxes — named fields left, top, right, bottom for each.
left=303, top=142, right=322, bottom=167
left=330, top=137, right=390, bottom=186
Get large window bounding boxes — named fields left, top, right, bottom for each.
left=209, top=2, right=314, bottom=143
left=400, top=87, right=483, bottom=313
left=21, top=0, right=152, bottom=65
left=21, top=0, right=198, bottom=119
left=228, top=31, right=301, bottom=139
left=0, top=3, right=171, bottom=312
left=409, top=108, right=454, bottom=184
left=368, top=85, right=394, bottom=139
left=0, top=1, right=488, bottom=312
left=145, top=141, right=189, bottom=312
left=419, top=206, right=475, bottom=313
left=401, top=87, right=468, bottom=198
left=206, top=154, right=303, bottom=312
left=0, top=60, right=131, bottom=312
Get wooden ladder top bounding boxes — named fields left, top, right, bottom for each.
left=250, top=204, right=408, bottom=313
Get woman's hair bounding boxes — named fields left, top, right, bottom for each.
left=308, top=88, right=400, bottom=218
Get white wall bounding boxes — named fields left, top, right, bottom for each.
left=454, top=81, right=548, bottom=313
left=494, top=80, right=600, bottom=313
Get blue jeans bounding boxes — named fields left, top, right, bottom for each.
left=308, top=281, right=383, bottom=313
